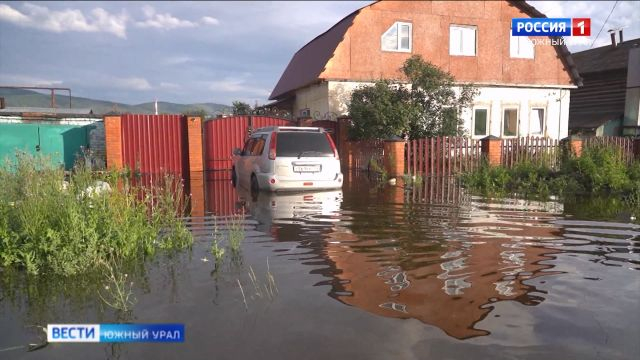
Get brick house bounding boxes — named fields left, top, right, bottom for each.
left=269, top=0, right=582, bottom=140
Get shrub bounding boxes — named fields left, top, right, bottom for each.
left=0, top=152, right=192, bottom=276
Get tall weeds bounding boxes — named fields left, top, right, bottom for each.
left=460, top=144, right=639, bottom=200
left=0, top=152, right=192, bottom=276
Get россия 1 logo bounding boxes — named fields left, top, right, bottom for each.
left=512, top=18, right=591, bottom=37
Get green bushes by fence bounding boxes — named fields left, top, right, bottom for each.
left=0, top=152, right=192, bottom=276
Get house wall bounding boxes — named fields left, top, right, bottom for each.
left=310, top=80, right=570, bottom=140
left=464, top=86, right=570, bottom=140
left=321, top=0, right=574, bottom=87
left=292, top=82, right=330, bottom=118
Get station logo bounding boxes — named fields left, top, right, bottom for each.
left=512, top=18, right=591, bottom=37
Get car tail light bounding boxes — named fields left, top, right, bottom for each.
left=325, top=133, right=339, bottom=160
left=268, top=132, right=277, bottom=160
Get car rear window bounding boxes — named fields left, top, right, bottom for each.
left=276, top=132, right=333, bottom=157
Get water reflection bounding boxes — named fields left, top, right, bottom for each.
left=1, top=172, right=638, bottom=359
left=200, top=173, right=639, bottom=340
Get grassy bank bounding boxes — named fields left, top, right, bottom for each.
left=0, top=152, right=192, bottom=276
left=460, top=145, right=640, bottom=202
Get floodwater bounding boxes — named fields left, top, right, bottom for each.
left=1, top=173, right=639, bottom=359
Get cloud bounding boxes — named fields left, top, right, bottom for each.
left=204, top=75, right=270, bottom=96
left=163, top=56, right=195, bottom=66
left=0, top=74, right=64, bottom=87
left=200, top=16, right=219, bottom=26
left=0, top=3, right=128, bottom=38
left=110, top=77, right=152, bottom=91
left=159, top=82, right=181, bottom=90
left=135, top=5, right=197, bottom=29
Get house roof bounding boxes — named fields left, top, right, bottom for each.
left=269, top=1, right=582, bottom=101
left=268, top=6, right=364, bottom=100
left=572, top=38, right=640, bottom=75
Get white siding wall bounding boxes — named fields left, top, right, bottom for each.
left=293, top=82, right=330, bottom=118
left=464, top=86, right=570, bottom=140
left=298, top=81, right=571, bottom=140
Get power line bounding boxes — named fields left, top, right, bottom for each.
left=590, top=0, right=619, bottom=48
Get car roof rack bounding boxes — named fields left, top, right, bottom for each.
left=253, top=126, right=323, bottom=133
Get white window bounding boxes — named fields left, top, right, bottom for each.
left=502, top=108, right=519, bottom=137
left=473, top=108, right=489, bottom=137
left=381, top=22, right=412, bottom=52
left=510, top=34, right=534, bottom=59
left=449, top=25, right=476, bottom=56
left=530, top=108, right=545, bottom=135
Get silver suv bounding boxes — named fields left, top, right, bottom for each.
left=231, top=126, right=343, bottom=192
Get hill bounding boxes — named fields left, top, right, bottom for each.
left=0, top=88, right=232, bottom=116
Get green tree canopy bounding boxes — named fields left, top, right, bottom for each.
left=348, top=55, right=478, bottom=140
left=232, top=101, right=252, bottom=115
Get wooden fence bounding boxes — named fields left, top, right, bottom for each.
left=501, top=137, right=561, bottom=169
left=406, top=137, right=482, bottom=177
left=407, top=175, right=470, bottom=205
left=343, top=140, right=385, bottom=171
left=583, top=136, right=634, bottom=164
left=344, top=135, right=637, bottom=176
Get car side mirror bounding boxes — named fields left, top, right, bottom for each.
left=232, top=148, right=242, bottom=156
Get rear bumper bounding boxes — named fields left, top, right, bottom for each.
left=256, top=173, right=343, bottom=192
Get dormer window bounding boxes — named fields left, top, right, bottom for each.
left=381, top=22, right=412, bottom=52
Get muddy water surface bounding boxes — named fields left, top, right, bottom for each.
left=1, top=173, right=638, bottom=359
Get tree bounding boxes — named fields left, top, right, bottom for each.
left=347, top=80, right=419, bottom=140
left=348, top=55, right=478, bottom=140
left=182, top=108, right=207, bottom=119
left=232, top=101, right=252, bottom=115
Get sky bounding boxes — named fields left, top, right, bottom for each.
left=0, top=1, right=638, bottom=106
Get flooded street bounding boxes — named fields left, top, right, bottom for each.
left=1, top=173, right=639, bottom=359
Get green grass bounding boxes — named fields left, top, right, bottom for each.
left=227, top=212, right=246, bottom=255
left=460, top=144, right=640, bottom=201
left=0, top=152, right=192, bottom=276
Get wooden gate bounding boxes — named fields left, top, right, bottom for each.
left=204, top=115, right=295, bottom=174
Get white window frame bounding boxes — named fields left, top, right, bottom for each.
left=449, top=25, right=477, bottom=56
left=381, top=21, right=412, bottom=53
left=510, top=33, right=535, bottom=59
left=472, top=107, right=490, bottom=138
left=300, top=108, right=310, bottom=117
left=529, top=107, right=546, bottom=136
left=501, top=107, right=519, bottom=138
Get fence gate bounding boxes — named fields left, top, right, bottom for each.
left=311, top=120, right=338, bottom=143
left=204, top=115, right=295, bottom=174
left=120, top=114, right=188, bottom=175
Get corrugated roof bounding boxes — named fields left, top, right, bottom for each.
left=269, top=1, right=582, bottom=100
left=572, top=39, right=640, bottom=75
left=0, top=107, right=95, bottom=116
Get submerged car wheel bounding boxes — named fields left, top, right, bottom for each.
left=231, top=167, right=237, bottom=187
left=250, top=174, right=259, bottom=195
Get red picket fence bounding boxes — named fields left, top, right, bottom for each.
left=583, top=136, right=634, bottom=164
left=343, top=140, right=385, bottom=171
left=501, top=137, right=560, bottom=169
left=407, top=137, right=482, bottom=177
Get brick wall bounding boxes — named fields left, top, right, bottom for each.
left=104, top=116, right=123, bottom=170
left=187, top=116, right=203, bottom=173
